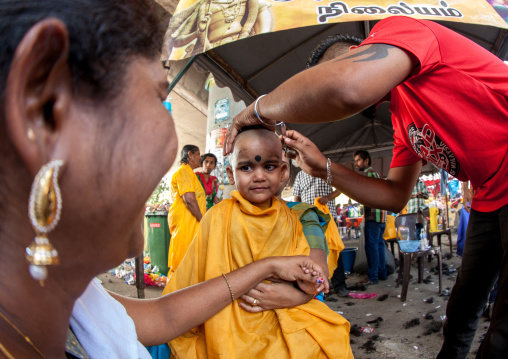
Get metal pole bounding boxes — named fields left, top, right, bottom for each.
left=135, top=253, right=145, bottom=299
left=167, top=55, right=198, bottom=95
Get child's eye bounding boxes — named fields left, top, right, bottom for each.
left=265, top=164, right=276, bottom=171
left=240, top=165, right=252, bottom=171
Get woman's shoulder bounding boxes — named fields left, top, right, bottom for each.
left=173, top=163, right=190, bottom=176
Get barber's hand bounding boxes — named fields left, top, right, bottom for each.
left=224, top=98, right=278, bottom=156
left=282, top=130, right=328, bottom=180
left=239, top=281, right=310, bottom=313
left=317, top=196, right=329, bottom=205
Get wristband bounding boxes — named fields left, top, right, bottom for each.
left=326, top=158, right=332, bottom=185
left=254, top=95, right=283, bottom=127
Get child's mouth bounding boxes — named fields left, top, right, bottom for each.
left=251, top=187, right=268, bottom=191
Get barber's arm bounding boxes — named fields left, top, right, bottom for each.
left=283, top=129, right=422, bottom=213
left=225, top=44, right=417, bottom=155
left=182, top=192, right=203, bottom=221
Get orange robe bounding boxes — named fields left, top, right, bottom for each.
left=167, top=163, right=206, bottom=274
left=163, top=191, right=353, bottom=359
left=314, top=199, right=345, bottom=277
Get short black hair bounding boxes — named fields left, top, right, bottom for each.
left=307, top=34, right=364, bottom=68
left=354, top=150, right=371, bottom=166
left=307, top=34, right=378, bottom=120
left=0, top=0, right=164, bottom=106
left=180, top=145, right=200, bottom=165
left=201, top=153, right=217, bottom=164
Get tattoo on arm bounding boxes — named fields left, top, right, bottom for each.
left=335, top=44, right=394, bottom=63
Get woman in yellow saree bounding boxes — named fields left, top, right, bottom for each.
left=167, top=145, right=206, bottom=274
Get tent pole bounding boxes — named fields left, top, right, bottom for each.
left=167, top=55, right=198, bottom=95
left=363, top=21, right=371, bottom=38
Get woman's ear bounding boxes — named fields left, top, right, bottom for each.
left=5, top=18, right=72, bottom=177
left=225, top=165, right=235, bottom=185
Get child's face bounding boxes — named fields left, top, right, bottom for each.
left=228, top=136, right=285, bottom=205
left=202, top=156, right=216, bottom=174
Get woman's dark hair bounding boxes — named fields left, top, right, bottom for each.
left=306, top=34, right=364, bottom=69
left=0, top=0, right=165, bottom=106
left=201, top=153, right=217, bottom=165
left=0, top=0, right=165, bottom=207
left=180, top=144, right=199, bottom=165
left=354, top=150, right=371, bottom=166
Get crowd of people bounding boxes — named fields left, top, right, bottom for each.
left=1, top=1, right=506, bottom=358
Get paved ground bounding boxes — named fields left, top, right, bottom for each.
left=100, top=233, right=491, bottom=359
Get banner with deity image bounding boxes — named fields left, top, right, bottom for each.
left=162, top=0, right=508, bottom=60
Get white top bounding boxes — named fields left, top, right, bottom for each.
left=70, top=278, right=151, bottom=359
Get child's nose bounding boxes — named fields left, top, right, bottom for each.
left=253, top=168, right=266, bottom=181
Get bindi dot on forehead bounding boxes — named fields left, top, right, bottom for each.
left=255, top=155, right=262, bottom=162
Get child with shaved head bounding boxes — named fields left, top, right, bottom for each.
left=163, top=126, right=353, bottom=358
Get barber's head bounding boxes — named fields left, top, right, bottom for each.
left=307, top=34, right=376, bottom=119
left=354, top=150, right=371, bottom=171
left=307, top=34, right=363, bottom=68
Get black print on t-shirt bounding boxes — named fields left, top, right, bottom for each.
left=407, top=123, right=460, bottom=177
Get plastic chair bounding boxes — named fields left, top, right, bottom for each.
left=346, top=217, right=363, bottom=238
left=422, top=207, right=453, bottom=256
left=394, top=214, right=443, bottom=302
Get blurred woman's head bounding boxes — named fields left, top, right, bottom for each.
left=180, top=145, right=201, bottom=169
left=201, top=153, right=217, bottom=175
left=0, top=0, right=178, bottom=286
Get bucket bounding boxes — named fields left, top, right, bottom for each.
left=342, top=247, right=358, bottom=274
left=145, top=211, right=171, bottom=276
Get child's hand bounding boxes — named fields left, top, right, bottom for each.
left=296, top=276, right=329, bottom=295
left=263, top=255, right=329, bottom=293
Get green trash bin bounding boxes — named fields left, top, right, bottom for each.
left=145, top=211, right=171, bottom=276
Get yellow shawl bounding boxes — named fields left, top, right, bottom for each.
left=313, top=199, right=345, bottom=277
left=163, top=191, right=352, bottom=359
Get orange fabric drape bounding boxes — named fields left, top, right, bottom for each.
left=314, top=199, right=345, bottom=277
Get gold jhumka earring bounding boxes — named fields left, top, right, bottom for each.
left=26, top=160, right=64, bottom=286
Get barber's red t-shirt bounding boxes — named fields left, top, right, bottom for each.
left=360, top=16, right=508, bottom=212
